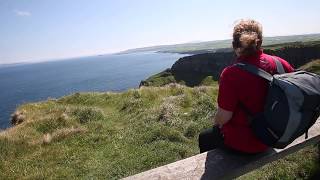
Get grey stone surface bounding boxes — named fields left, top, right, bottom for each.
left=123, top=118, right=320, bottom=180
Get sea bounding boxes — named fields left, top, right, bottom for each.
left=0, top=52, right=187, bottom=130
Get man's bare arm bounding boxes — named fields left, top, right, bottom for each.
left=214, top=106, right=233, bottom=127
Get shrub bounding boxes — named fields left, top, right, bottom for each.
left=144, top=125, right=187, bottom=143
left=72, top=107, right=104, bottom=124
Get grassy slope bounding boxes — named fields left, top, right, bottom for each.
left=0, top=85, right=217, bottom=179
left=0, top=60, right=319, bottom=179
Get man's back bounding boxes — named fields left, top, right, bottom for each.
left=218, top=51, right=294, bottom=153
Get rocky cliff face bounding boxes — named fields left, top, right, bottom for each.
left=141, top=41, right=320, bottom=87
left=171, top=49, right=235, bottom=83
left=171, top=42, right=320, bottom=82
left=264, top=44, right=320, bottom=68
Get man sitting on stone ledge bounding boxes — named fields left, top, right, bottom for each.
left=198, top=19, right=294, bottom=154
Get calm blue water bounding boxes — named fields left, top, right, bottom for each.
left=0, top=52, right=186, bottom=130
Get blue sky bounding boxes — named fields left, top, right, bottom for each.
left=1, top=0, right=320, bottom=64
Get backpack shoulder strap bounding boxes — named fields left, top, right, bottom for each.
left=271, top=56, right=285, bottom=74
left=234, top=62, right=273, bottom=82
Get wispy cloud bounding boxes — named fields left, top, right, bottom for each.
left=14, top=10, right=31, bottom=17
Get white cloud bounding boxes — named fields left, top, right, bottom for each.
left=14, top=10, right=31, bottom=17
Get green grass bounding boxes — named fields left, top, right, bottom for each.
left=1, top=83, right=319, bottom=179
left=1, top=57, right=319, bottom=179
left=0, top=85, right=218, bottom=179
left=239, top=146, right=320, bottom=180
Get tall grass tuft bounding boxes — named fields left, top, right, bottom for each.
left=72, top=107, right=105, bottom=124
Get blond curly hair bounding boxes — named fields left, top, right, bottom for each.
left=233, top=19, right=263, bottom=56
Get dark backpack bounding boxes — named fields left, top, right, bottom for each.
left=235, top=57, right=320, bottom=149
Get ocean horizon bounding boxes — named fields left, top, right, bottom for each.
left=0, top=52, right=187, bottom=130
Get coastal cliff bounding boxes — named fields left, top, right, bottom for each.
left=141, top=41, right=320, bottom=87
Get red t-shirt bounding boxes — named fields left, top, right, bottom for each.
left=218, top=50, right=294, bottom=153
